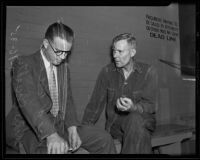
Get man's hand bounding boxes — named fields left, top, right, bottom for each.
left=68, top=126, right=82, bottom=152
left=116, top=97, right=137, bottom=112
left=47, top=132, right=68, bottom=154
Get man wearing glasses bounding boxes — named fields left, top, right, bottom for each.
left=6, top=22, right=116, bottom=154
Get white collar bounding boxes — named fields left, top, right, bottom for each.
left=40, top=49, right=51, bottom=70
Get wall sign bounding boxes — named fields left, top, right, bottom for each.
left=146, top=14, right=179, bottom=42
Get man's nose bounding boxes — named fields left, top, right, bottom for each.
left=60, top=53, right=67, bottom=59
left=113, top=52, right=119, bottom=58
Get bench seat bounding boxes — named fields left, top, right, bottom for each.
left=114, top=124, right=194, bottom=154
left=18, top=124, right=194, bottom=154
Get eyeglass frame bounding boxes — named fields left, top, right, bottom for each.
left=47, top=39, right=71, bottom=56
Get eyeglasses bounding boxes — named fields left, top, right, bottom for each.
left=47, top=39, right=71, bottom=56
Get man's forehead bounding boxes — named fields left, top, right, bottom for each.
left=53, top=36, right=71, bottom=43
left=114, top=40, right=129, bottom=48
left=53, top=37, right=72, bottom=50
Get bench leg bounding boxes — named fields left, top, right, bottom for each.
left=159, top=142, right=182, bottom=155
left=153, top=147, right=161, bottom=154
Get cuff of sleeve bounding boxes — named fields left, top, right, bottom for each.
left=37, top=117, right=56, bottom=141
left=65, top=121, right=81, bottom=129
left=136, top=104, right=144, bottom=113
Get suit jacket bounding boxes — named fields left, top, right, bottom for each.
left=6, top=50, right=79, bottom=145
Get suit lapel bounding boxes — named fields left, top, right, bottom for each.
left=36, top=51, right=51, bottom=97
left=35, top=50, right=68, bottom=120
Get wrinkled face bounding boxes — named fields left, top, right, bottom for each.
left=112, top=39, right=136, bottom=68
left=44, top=36, right=72, bottom=66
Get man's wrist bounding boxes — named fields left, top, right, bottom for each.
left=130, top=103, right=137, bottom=111
left=137, top=104, right=144, bottom=113
left=130, top=103, right=143, bottom=113
left=67, top=126, right=77, bottom=132
left=47, top=132, right=58, bottom=140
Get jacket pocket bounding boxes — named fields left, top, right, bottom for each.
left=13, top=113, right=29, bottom=142
left=107, top=88, right=115, bottom=103
left=132, top=90, right=142, bottom=103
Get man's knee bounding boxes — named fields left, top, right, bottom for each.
left=126, top=112, right=144, bottom=126
left=21, top=130, right=47, bottom=154
left=123, top=112, right=155, bottom=138
left=6, top=143, right=20, bottom=154
left=98, top=130, right=113, bottom=143
left=96, top=131, right=116, bottom=153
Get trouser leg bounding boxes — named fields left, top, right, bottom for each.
left=6, top=130, right=20, bottom=154
left=6, top=109, right=21, bottom=154
left=110, top=112, right=155, bottom=154
left=6, top=143, right=20, bottom=154
left=10, top=119, right=117, bottom=154
left=21, top=130, right=47, bottom=154
left=77, top=125, right=117, bottom=154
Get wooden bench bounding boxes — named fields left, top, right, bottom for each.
left=151, top=124, right=194, bottom=154
left=18, top=124, right=194, bottom=154
left=114, top=124, right=194, bottom=154
left=56, top=124, right=194, bottom=154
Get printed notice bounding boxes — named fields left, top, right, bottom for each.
left=8, top=25, right=21, bottom=69
left=145, top=14, right=179, bottom=42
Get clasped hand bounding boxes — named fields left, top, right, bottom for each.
left=47, top=126, right=82, bottom=154
left=47, top=132, right=68, bottom=154
left=116, top=97, right=137, bottom=112
left=68, top=126, right=82, bottom=152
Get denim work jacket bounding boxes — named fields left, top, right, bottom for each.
left=82, top=59, right=158, bottom=132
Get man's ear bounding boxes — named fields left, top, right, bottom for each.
left=43, top=39, right=48, bottom=49
left=131, top=48, right=136, bottom=57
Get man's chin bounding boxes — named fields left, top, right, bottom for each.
left=54, top=61, right=62, bottom=65
left=115, top=63, right=122, bottom=68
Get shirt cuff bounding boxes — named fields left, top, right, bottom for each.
left=136, top=104, right=144, bottom=113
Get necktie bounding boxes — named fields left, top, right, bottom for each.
left=49, top=65, right=59, bottom=117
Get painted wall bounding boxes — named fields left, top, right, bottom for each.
left=5, top=5, right=195, bottom=127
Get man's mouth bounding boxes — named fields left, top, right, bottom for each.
left=56, top=59, right=62, bottom=63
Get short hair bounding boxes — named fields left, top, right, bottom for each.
left=45, top=22, right=74, bottom=43
left=112, top=33, right=136, bottom=49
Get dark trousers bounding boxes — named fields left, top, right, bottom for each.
left=6, top=108, right=117, bottom=154
left=11, top=125, right=116, bottom=154
left=110, top=111, right=156, bottom=154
